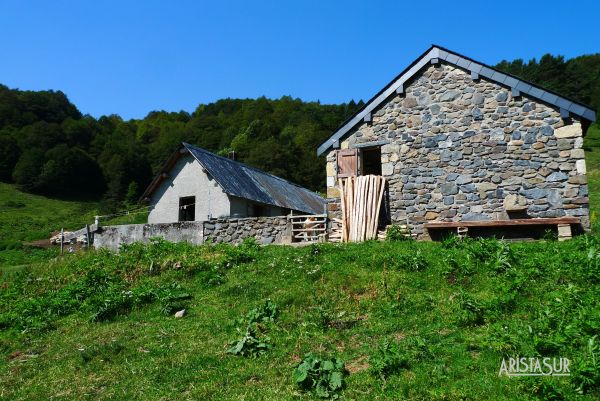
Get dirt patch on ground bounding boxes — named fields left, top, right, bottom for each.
left=23, top=239, right=53, bottom=249
left=351, top=285, right=380, bottom=303
left=346, top=355, right=370, bottom=374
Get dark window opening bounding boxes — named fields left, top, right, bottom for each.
left=362, top=147, right=382, bottom=176
left=178, top=196, right=196, bottom=221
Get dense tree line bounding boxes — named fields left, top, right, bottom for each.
left=0, top=51, right=598, bottom=211
left=0, top=85, right=362, bottom=210
left=495, top=53, right=600, bottom=112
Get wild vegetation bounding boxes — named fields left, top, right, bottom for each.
left=0, top=237, right=598, bottom=400
left=0, top=51, right=599, bottom=399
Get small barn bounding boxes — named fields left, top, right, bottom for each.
left=141, top=142, right=325, bottom=223
left=318, top=45, right=597, bottom=240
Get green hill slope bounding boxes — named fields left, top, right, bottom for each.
left=0, top=182, right=99, bottom=243
left=0, top=183, right=147, bottom=266
left=0, top=239, right=598, bottom=400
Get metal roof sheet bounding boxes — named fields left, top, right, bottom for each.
left=183, top=143, right=325, bottom=215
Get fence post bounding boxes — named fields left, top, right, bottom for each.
left=85, top=224, right=91, bottom=249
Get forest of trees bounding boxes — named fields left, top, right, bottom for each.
left=0, top=52, right=598, bottom=211
left=0, top=88, right=362, bottom=210
left=495, top=53, right=600, bottom=112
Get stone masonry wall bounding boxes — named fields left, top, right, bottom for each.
left=94, top=217, right=292, bottom=251
left=326, top=63, right=589, bottom=238
left=203, top=216, right=290, bottom=244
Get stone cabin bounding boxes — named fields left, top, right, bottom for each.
left=140, top=142, right=325, bottom=223
left=317, top=45, right=597, bottom=239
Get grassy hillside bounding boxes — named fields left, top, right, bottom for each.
left=0, top=182, right=98, bottom=243
left=0, top=183, right=148, bottom=266
left=0, top=238, right=598, bottom=400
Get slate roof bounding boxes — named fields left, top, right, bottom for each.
left=317, top=45, right=597, bottom=156
left=142, top=143, right=325, bottom=215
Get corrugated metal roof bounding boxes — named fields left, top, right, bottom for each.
left=183, top=143, right=325, bottom=215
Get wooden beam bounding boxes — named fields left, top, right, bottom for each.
left=424, top=217, right=579, bottom=229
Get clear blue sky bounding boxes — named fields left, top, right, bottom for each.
left=1, top=0, right=598, bottom=120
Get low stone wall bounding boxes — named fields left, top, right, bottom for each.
left=93, top=217, right=291, bottom=251
left=94, top=222, right=204, bottom=251
left=203, top=216, right=290, bottom=244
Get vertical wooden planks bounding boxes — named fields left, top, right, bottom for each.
left=337, top=175, right=386, bottom=243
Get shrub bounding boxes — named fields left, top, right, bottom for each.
left=370, top=340, right=409, bottom=380
left=443, top=254, right=474, bottom=284
left=389, top=249, right=428, bottom=271
left=386, top=224, right=412, bottom=241
left=572, top=336, right=600, bottom=394
left=227, top=299, right=279, bottom=357
left=226, top=324, right=271, bottom=357
left=293, top=353, right=347, bottom=398
left=221, top=237, right=260, bottom=267
left=474, top=239, right=514, bottom=272
left=441, top=234, right=468, bottom=249
left=155, top=283, right=192, bottom=316
left=457, top=291, right=486, bottom=326
left=243, top=298, right=278, bottom=325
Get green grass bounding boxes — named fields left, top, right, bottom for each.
left=0, top=123, right=599, bottom=399
left=0, top=238, right=598, bottom=400
left=0, top=183, right=98, bottom=243
left=0, top=183, right=148, bottom=267
left=585, top=123, right=600, bottom=227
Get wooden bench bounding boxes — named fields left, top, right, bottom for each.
left=424, top=217, right=580, bottom=241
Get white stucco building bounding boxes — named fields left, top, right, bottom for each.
left=141, top=143, right=325, bottom=224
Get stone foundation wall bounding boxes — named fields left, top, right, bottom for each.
left=203, top=216, right=290, bottom=244
left=94, top=217, right=292, bottom=251
left=325, top=62, right=589, bottom=239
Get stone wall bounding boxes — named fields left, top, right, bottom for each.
left=94, top=217, right=291, bottom=251
left=326, top=62, right=589, bottom=238
left=203, top=216, right=290, bottom=244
